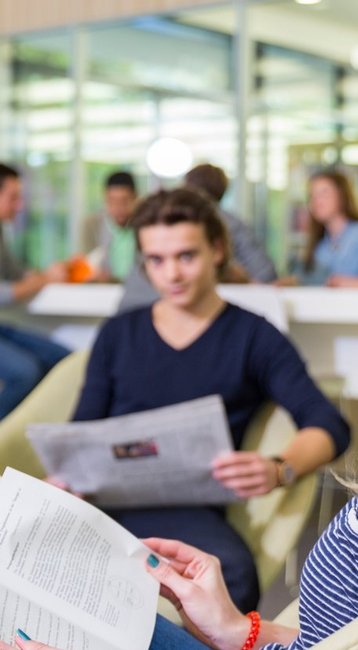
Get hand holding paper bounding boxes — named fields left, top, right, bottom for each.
left=212, top=450, right=278, bottom=497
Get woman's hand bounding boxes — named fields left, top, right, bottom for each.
left=144, top=538, right=249, bottom=650
left=0, top=637, right=58, bottom=650
left=326, top=274, right=358, bottom=288
left=212, top=451, right=278, bottom=498
left=44, top=476, right=84, bottom=499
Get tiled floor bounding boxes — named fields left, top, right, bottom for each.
left=259, top=481, right=349, bottom=620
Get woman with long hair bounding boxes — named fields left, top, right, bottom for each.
left=300, top=169, right=358, bottom=286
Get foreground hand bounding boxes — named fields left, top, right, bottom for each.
left=212, top=451, right=278, bottom=498
left=144, top=538, right=247, bottom=650
left=0, top=637, right=58, bottom=650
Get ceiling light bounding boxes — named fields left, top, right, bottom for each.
left=146, top=137, right=193, bottom=178
left=295, top=0, right=322, bottom=5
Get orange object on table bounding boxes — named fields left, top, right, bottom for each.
left=67, top=255, right=95, bottom=283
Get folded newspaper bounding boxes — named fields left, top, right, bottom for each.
left=27, top=394, right=236, bottom=508
left=0, top=467, right=159, bottom=650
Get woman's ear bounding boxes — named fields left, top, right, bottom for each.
left=139, top=253, right=148, bottom=278
left=212, top=239, right=225, bottom=266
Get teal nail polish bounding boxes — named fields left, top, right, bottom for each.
left=16, top=629, right=31, bottom=641
left=147, top=553, right=159, bottom=568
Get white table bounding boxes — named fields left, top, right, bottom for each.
left=220, top=286, right=358, bottom=390
left=280, top=288, right=358, bottom=384
left=25, top=284, right=124, bottom=350
left=28, top=283, right=124, bottom=317
left=23, top=284, right=358, bottom=392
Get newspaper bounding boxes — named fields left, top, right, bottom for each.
left=27, top=395, right=236, bottom=508
left=0, top=467, right=159, bottom=650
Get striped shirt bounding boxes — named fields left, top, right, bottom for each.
left=261, top=496, right=358, bottom=650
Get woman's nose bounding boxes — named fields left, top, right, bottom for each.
left=164, top=259, right=181, bottom=280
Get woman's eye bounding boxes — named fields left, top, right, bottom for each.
left=180, top=252, right=194, bottom=261
left=147, top=256, right=162, bottom=266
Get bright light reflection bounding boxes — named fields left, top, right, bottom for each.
left=146, top=137, right=193, bottom=178
left=295, top=0, right=322, bottom=5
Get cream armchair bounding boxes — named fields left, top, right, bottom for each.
left=227, top=404, right=318, bottom=592
left=0, top=349, right=89, bottom=477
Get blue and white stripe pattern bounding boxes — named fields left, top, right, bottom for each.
left=261, top=496, right=358, bottom=650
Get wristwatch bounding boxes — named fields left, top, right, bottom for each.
left=271, top=456, right=297, bottom=487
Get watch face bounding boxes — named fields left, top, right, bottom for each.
left=281, top=462, right=296, bottom=485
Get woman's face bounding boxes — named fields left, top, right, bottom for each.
left=308, top=177, right=343, bottom=224
left=139, top=222, right=224, bottom=309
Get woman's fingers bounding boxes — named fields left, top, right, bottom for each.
left=15, top=640, right=54, bottom=650
left=212, top=453, right=278, bottom=496
left=144, top=537, right=210, bottom=567
left=145, top=552, right=193, bottom=601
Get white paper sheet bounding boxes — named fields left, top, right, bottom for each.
left=0, top=468, right=159, bottom=650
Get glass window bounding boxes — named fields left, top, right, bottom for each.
left=80, top=16, right=236, bottom=237
left=2, top=31, right=73, bottom=267
left=247, top=41, right=336, bottom=270
left=2, top=1, right=357, bottom=276
left=247, top=0, right=358, bottom=272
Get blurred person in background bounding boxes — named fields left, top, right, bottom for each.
left=284, top=169, right=358, bottom=287
left=185, top=163, right=277, bottom=283
left=81, top=170, right=138, bottom=281
left=0, top=163, right=69, bottom=419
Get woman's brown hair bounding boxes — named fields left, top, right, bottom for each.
left=185, top=163, right=228, bottom=202
left=304, top=170, right=358, bottom=271
left=131, top=187, right=231, bottom=277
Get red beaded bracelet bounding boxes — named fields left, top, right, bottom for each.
left=240, top=610, right=261, bottom=650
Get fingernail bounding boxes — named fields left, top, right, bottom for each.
left=147, top=553, right=159, bottom=568
left=16, top=629, right=31, bottom=641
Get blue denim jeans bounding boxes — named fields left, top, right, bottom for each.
left=0, top=323, right=69, bottom=418
left=150, top=615, right=210, bottom=650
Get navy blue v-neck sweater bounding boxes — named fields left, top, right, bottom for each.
left=73, top=303, right=349, bottom=456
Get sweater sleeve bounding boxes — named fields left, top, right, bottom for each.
left=72, top=320, right=114, bottom=420
left=247, top=318, right=350, bottom=457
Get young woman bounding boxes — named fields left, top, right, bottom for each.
left=298, top=169, right=358, bottom=286
left=67, top=188, right=349, bottom=612
left=5, top=478, right=358, bottom=650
